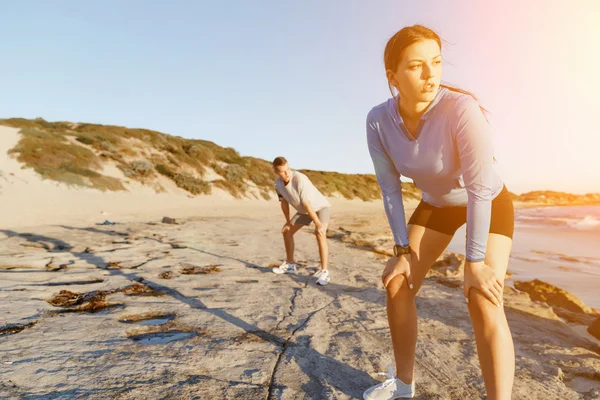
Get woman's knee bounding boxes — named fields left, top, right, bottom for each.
left=386, top=274, right=414, bottom=300
left=468, top=289, right=504, bottom=324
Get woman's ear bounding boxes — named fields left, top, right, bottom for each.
left=386, top=70, right=399, bottom=95
left=385, top=69, right=396, bottom=86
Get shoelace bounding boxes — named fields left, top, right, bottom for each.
left=376, top=364, right=396, bottom=389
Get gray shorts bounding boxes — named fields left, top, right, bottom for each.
left=291, top=207, right=330, bottom=226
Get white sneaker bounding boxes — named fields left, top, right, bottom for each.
left=363, top=365, right=415, bottom=399
left=315, top=269, right=330, bottom=286
left=272, top=261, right=297, bottom=274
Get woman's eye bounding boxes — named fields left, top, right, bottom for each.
left=410, top=65, right=421, bottom=70
left=434, top=60, right=441, bottom=65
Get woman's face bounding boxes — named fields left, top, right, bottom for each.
left=387, top=39, right=442, bottom=104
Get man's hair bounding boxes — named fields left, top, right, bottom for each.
left=272, top=157, right=288, bottom=168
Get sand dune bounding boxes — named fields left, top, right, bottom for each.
left=0, top=125, right=274, bottom=229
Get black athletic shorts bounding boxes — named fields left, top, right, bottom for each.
left=407, top=185, right=514, bottom=239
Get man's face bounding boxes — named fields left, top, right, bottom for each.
left=274, top=163, right=292, bottom=183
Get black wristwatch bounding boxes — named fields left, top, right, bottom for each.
left=393, top=244, right=411, bottom=257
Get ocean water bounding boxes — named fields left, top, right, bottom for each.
left=515, top=205, right=600, bottom=231
left=447, top=205, right=600, bottom=309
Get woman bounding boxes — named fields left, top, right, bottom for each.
left=363, top=25, right=515, bottom=400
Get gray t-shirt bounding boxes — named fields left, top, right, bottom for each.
left=275, top=171, right=331, bottom=214
left=366, top=87, right=504, bottom=262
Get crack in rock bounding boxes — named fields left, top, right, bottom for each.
left=266, top=298, right=335, bottom=400
left=274, top=288, right=302, bottom=332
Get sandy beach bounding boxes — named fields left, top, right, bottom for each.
left=2, top=125, right=600, bottom=399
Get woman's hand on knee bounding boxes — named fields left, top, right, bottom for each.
left=464, top=261, right=503, bottom=307
left=382, top=254, right=413, bottom=289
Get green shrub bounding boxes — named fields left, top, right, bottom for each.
left=130, top=160, right=154, bottom=176
left=226, top=164, right=246, bottom=182
left=76, top=136, right=95, bottom=145
left=185, top=143, right=215, bottom=164
left=173, top=173, right=211, bottom=195
left=155, top=164, right=175, bottom=178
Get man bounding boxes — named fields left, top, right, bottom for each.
left=271, top=156, right=331, bottom=285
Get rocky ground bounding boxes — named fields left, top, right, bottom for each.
left=1, top=212, right=599, bottom=399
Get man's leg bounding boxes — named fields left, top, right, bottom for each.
left=315, top=222, right=329, bottom=270
left=283, top=222, right=304, bottom=264
left=314, top=207, right=330, bottom=271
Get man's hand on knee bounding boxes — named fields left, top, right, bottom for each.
left=282, top=222, right=293, bottom=234
left=314, top=222, right=327, bottom=237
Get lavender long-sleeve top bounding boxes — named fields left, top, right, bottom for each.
left=366, top=87, right=504, bottom=262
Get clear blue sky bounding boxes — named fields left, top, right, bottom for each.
left=1, top=0, right=599, bottom=194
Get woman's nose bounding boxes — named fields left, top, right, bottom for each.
left=422, top=64, right=435, bottom=79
